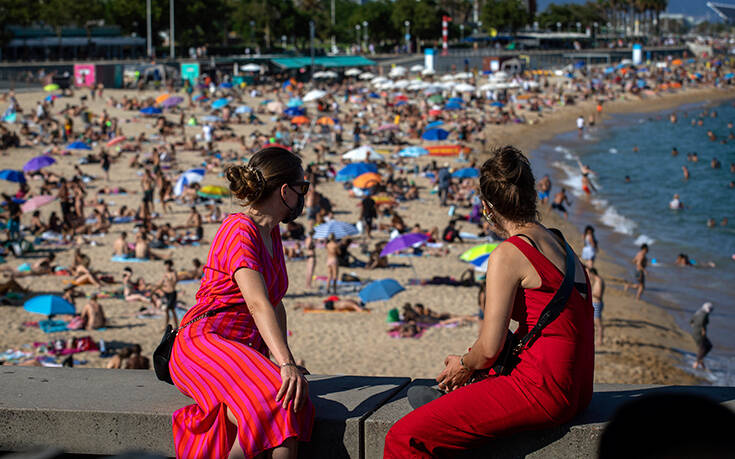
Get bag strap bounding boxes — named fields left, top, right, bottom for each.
left=175, top=305, right=233, bottom=335
left=512, top=235, right=576, bottom=355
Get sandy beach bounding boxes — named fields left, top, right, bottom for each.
left=1, top=77, right=731, bottom=386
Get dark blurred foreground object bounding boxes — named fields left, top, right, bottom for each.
left=599, top=393, right=735, bottom=459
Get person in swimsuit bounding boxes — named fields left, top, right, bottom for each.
left=384, top=145, right=593, bottom=457
left=587, top=267, right=605, bottom=346
left=578, top=161, right=596, bottom=195
left=156, top=259, right=179, bottom=331
left=551, top=188, right=571, bottom=219
left=141, top=168, right=155, bottom=217
left=326, top=233, right=339, bottom=294
left=625, top=243, right=648, bottom=300
left=304, top=230, right=316, bottom=289
left=581, top=225, right=598, bottom=268
left=121, top=267, right=153, bottom=304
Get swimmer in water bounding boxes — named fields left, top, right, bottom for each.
left=711, top=157, right=721, bottom=169
left=624, top=175, right=631, bottom=183
left=682, top=165, right=690, bottom=180
left=577, top=160, right=596, bottom=195
left=669, top=193, right=684, bottom=210
left=671, top=147, right=678, bottom=156
left=632, top=145, right=639, bottom=152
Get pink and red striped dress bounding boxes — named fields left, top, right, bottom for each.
left=170, top=213, right=314, bottom=458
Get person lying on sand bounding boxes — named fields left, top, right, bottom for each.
left=293, top=296, right=369, bottom=312
left=1, top=253, right=56, bottom=278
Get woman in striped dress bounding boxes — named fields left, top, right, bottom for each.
left=170, top=146, right=314, bottom=459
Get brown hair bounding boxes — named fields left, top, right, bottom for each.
left=479, top=145, right=537, bottom=224
left=225, top=146, right=303, bottom=205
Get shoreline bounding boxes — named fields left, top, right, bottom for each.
left=487, top=87, right=735, bottom=385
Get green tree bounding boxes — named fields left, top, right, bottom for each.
left=349, top=0, right=397, bottom=45
left=0, top=0, right=41, bottom=45
left=391, top=0, right=441, bottom=45
left=481, top=0, right=529, bottom=34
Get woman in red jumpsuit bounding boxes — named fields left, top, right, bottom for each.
left=384, top=145, right=594, bottom=457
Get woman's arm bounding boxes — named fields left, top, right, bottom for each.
left=234, top=269, right=294, bottom=366
left=275, top=301, right=288, bottom=343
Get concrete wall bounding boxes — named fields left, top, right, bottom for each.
left=1, top=368, right=733, bottom=458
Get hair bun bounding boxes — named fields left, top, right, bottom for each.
left=225, top=164, right=266, bottom=204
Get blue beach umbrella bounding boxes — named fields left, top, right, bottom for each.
left=422, top=128, right=449, bottom=141
left=368, top=92, right=380, bottom=98
left=67, top=141, right=91, bottom=150
left=24, top=295, right=75, bottom=317
left=448, top=97, right=463, bottom=104
left=336, top=162, right=378, bottom=182
left=313, top=220, right=359, bottom=240
left=398, top=146, right=429, bottom=158
left=490, top=101, right=505, bottom=108
left=452, top=167, right=479, bottom=179
left=426, top=121, right=444, bottom=129
left=174, top=168, right=205, bottom=196
left=140, top=106, right=162, bottom=115
left=444, top=102, right=462, bottom=111
left=468, top=253, right=493, bottom=271
left=220, top=82, right=233, bottom=89
left=284, top=106, right=305, bottom=117
left=235, top=105, right=252, bottom=114
left=211, top=98, right=229, bottom=109
left=287, top=98, right=304, bottom=108
left=0, top=169, right=26, bottom=183
left=359, top=279, right=405, bottom=303
left=395, top=100, right=407, bottom=106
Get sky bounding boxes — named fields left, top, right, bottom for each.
left=535, top=0, right=735, bottom=21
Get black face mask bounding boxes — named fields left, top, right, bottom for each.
left=280, top=188, right=304, bottom=224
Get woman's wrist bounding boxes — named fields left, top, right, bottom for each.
left=460, top=353, right=473, bottom=372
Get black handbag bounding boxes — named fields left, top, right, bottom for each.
left=490, top=236, right=577, bottom=376
left=153, top=306, right=232, bottom=385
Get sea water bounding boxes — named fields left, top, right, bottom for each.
left=532, top=99, right=735, bottom=385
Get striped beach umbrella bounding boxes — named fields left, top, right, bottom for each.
left=313, top=220, right=359, bottom=240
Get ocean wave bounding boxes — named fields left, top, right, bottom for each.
left=553, top=145, right=578, bottom=161
left=551, top=161, right=584, bottom=196
left=590, top=198, right=609, bottom=210
left=600, top=206, right=637, bottom=235
left=634, top=234, right=656, bottom=246
left=609, top=148, right=618, bottom=154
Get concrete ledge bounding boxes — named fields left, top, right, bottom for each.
left=2, top=368, right=734, bottom=458
left=0, top=367, right=409, bottom=458
left=364, top=380, right=735, bottom=458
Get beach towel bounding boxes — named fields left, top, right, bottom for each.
left=39, top=319, right=69, bottom=333
left=111, top=255, right=149, bottom=262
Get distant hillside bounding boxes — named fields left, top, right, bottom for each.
left=535, top=0, right=735, bottom=20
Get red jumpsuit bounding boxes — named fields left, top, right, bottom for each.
left=384, top=236, right=594, bottom=457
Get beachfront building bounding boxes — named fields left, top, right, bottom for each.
left=2, top=26, right=146, bottom=62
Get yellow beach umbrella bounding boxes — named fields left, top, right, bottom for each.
left=43, top=84, right=59, bottom=92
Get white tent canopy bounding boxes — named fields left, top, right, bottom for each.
left=241, top=63, right=262, bottom=72
left=343, top=145, right=382, bottom=161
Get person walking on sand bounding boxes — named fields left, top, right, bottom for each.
left=169, top=146, right=313, bottom=459
left=587, top=267, right=605, bottom=346
left=551, top=188, right=572, bottom=219
left=326, top=233, right=339, bottom=294
left=576, top=115, right=585, bottom=137
left=360, top=194, right=377, bottom=239
left=304, top=230, right=316, bottom=289
left=581, top=225, right=598, bottom=268
left=157, top=259, right=179, bottom=331
left=141, top=168, right=155, bottom=217
left=690, top=302, right=714, bottom=369
left=625, top=243, right=648, bottom=301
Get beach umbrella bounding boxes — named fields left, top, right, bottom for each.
left=155, top=94, right=170, bottom=104
left=140, top=106, right=162, bottom=115
left=368, top=92, right=381, bottom=99
left=303, top=89, right=328, bottom=102
left=428, top=94, right=444, bottom=104
left=343, top=146, right=381, bottom=161
left=241, top=63, right=262, bottom=72
left=313, top=71, right=329, bottom=79
left=174, top=168, right=205, bottom=196
left=460, top=243, right=500, bottom=262
left=410, top=64, right=424, bottom=72
left=198, top=185, right=230, bottom=199
left=313, top=220, right=359, bottom=240
left=398, top=146, right=429, bottom=158
left=0, top=169, right=25, bottom=183
left=336, top=162, right=377, bottom=181
left=422, top=128, right=449, bottom=141
left=283, top=106, right=305, bottom=117
left=43, top=84, right=59, bottom=92
left=235, top=105, right=252, bottom=114
left=491, top=71, right=509, bottom=81
left=353, top=172, right=382, bottom=189
left=378, top=124, right=400, bottom=131
left=220, top=82, right=233, bottom=88
left=44, top=94, right=58, bottom=102
left=106, top=136, right=126, bottom=147
left=490, top=101, right=505, bottom=108
left=454, top=83, right=476, bottom=93
left=21, top=195, right=56, bottom=213
left=211, top=98, right=229, bottom=109
left=67, top=141, right=91, bottom=150
left=452, top=167, right=479, bottom=179
left=426, top=121, right=444, bottom=129
left=445, top=101, right=463, bottom=111
left=193, top=94, right=208, bottom=102
left=421, top=68, right=435, bottom=76
left=24, top=295, right=75, bottom=317
left=455, top=72, right=473, bottom=80
left=316, top=116, right=335, bottom=126
left=291, top=115, right=310, bottom=125
left=381, top=233, right=428, bottom=257
left=23, top=155, right=56, bottom=172
left=467, top=253, right=496, bottom=271
left=359, top=279, right=405, bottom=303
left=161, top=96, right=183, bottom=108
left=359, top=72, right=375, bottom=80
left=266, top=101, right=284, bottom=113
left=287, top=97, right=304, bottom=108
left=345, top=68, right=362, bottom=76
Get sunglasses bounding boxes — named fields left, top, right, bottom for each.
left=288, top=181, right=311, bottom=195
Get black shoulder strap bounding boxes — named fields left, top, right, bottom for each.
left=514, top=237, right=576, bottom=353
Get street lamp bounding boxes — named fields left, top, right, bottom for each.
left=249, top=20, right=255, bottom=48
left=576, top=22, right=581, bottom=33
left=362, top=21, right=368, bottom=50
left=404, top=20, right=410, bottom=54
left=460, top=24, right=464, bottom=41
left=281, top=35, right=287, bottom=50
left=556, top=22, right=561, bottom=33
left=355, top=24, right=361, bottom=52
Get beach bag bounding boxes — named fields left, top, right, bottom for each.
left=153, top=306, right=232, bottom=385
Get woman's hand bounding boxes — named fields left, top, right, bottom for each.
left=436, top=354, right=472, bottom=392
left=276, top=364, right=309, bottom=413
